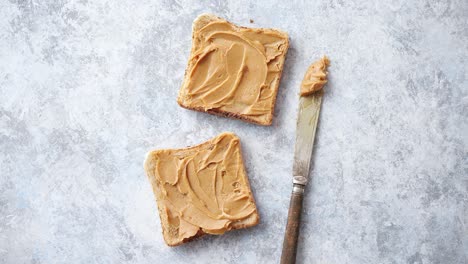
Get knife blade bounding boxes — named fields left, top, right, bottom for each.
left=292, top=92, right=322, bottom=187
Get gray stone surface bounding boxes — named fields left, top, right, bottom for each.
left=1, top=1, right=467, bottom=263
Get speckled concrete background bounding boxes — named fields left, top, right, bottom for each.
left=0, top=1, right=467, bottom=263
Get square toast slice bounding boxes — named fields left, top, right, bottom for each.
left=177, top=14, right=289, bottom=125
left=144, top=132, right=259, bottom=246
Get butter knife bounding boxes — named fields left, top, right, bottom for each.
left=281, top=58, right=328, bottom=263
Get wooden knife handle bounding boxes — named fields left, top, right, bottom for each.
left=281, top=184, right=305, bottom=264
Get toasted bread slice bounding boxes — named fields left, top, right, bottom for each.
left=144, top=132, right=259, bottom=246
left=177, top=14, right=289, bottom=126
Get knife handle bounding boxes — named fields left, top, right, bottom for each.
left=281, top=184, right=305, bottom=264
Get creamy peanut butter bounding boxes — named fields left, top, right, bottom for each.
left=146, top=133, right=257, bottom=240
left=300, top=56, right=330, bottom=96
left=179, top=19, right=289, bottom=124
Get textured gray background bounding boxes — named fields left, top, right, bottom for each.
left=0, top=0, right=467, bottom=263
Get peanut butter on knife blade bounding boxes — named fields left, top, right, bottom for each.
left=300, top=56, right=330, bottom=96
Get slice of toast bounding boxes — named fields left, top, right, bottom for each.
left=177, top=14, right=289, bottom=126
left=144, top=132, right=259, bottom=246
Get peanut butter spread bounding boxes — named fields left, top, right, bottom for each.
left=146, top=133, right=257, bottom=240
left=179, top=19, right=288, bottom=124
left=300, top=56, right=330, bottom=96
